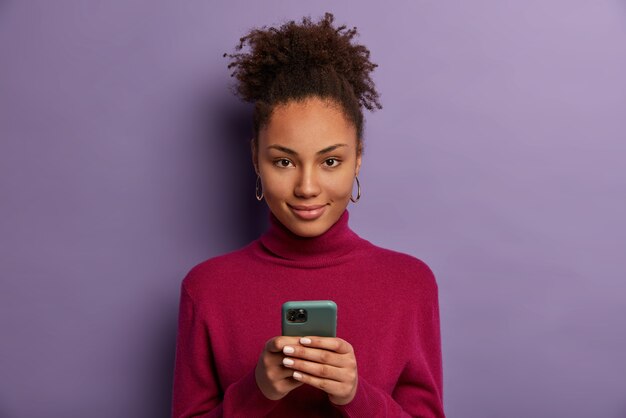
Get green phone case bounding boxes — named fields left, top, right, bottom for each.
left=281, top=300, right=337, bottom=337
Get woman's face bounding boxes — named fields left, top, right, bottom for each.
left=253, top=96, right=362, bottom=238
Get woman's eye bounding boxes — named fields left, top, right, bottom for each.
left=274, top=159, right=293, bottom=168
left=324, top=158, right=341, bottom=167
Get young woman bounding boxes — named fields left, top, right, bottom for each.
left=172, top=13, right=445, bottom=417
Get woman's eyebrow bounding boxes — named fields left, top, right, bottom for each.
left=267, top=143, right=348, bottom=156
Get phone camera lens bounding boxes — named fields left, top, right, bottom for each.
left=287, top=308, right=307, bottom=323
left=297, top=309, right=307, bottom=321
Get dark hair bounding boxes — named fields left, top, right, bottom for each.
left=223, top=12, right=382, bottom=154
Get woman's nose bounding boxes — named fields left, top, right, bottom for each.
left=294, top=166, right=321, bottom=198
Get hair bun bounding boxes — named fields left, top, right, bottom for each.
left=224, top=12, right=382, bottom=111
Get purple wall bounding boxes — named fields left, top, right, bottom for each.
left=1, top=1, right=625, bottom=417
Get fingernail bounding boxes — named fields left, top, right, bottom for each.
left=300, top=337, right=312, bottom=344
left=293, top=371, right=303, bottom=380
left=282, top=358, right=294, bottom=366
left=283, top=346, right=295, bottom=354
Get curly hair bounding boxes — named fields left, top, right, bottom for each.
left=223, top=12, right=382, bottom=152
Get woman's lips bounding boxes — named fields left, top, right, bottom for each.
left=289, top=204, right=327, bottom=220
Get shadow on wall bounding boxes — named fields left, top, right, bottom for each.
left=200, top=83, right=269, bottom=252
left=150, top=300, right=179, bottom=417
left=153, top=87, right=268, bottom=417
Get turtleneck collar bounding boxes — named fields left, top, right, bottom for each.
left=258, top=209, right=361, bottom=265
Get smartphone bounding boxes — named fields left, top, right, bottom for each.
left=281, top=300, right=337, bottom=337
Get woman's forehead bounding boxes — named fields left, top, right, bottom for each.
left=260, top=99, right=357, bottom=148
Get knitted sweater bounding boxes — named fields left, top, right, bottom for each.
left=172, top=209, right=445, bottom=417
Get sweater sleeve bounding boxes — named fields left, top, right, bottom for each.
left=332, top=266, right=445, bottom=418
left=171, top=280, right=279, bottom=418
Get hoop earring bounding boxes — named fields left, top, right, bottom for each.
left=350, top=176, right=361, bottom=203
left=255, top=175, right=264, bottom=201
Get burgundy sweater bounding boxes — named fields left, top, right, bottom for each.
left=172, top=209, right=445, bottom=417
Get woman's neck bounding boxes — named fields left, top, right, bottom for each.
left=258, top=209, right=360, bottom=264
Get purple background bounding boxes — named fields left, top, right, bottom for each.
left=1, top=1, right=625, bottom=417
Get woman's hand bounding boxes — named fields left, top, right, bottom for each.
left=255, top=336, right=304, bottom=400
left=281, top=336, right=358, bottom=405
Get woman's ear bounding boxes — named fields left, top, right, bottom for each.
left=250, top=137, right=259, bottom=175
left=355, top=141, right=363, bottom=177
